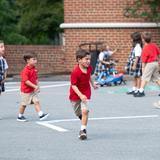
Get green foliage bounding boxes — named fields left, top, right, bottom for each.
left=0, top=0, right=64, bottom=44
left=124, top=0, right=160, bottom=22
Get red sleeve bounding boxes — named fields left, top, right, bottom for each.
left=70, top=71, right=78, bottom=85
left=21, top=69, right=29, bottom=82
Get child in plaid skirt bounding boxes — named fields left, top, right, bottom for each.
left=126, top=32, right=143, bottom=95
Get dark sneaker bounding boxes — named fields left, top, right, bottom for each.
left=134, top=91, right=145, bottom=97
left=78, top=114, right=82, bottom=120
left=126, top=90, right=135, bottom=95
left=39, top=113, right=49, bottom=121
left=17, top=116, right=27, bottom=122
left=79, top=129, right=87, bottom=140
left=133, top=91, right=139, bottom=96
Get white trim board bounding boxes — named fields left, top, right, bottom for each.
left=60, top=22, right=160, bottom=29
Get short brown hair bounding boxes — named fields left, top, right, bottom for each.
left=76, top=49, right=90, bottom=61
left=143, top=32, right=152, bottom=43
left=23, top=52, right=37, bottom=62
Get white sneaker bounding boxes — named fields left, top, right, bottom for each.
left=153, top=101, right=160, bottom=109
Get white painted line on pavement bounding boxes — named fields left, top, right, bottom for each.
left=5, top=83, right=70, bottom=92
left=44, top=115, right=159, bottom=124
left=36, top=115, right=159, bottom=132
left=36, top=121, right=68, bottom=132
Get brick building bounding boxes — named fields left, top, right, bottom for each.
left=60, top=0, right=160, bottom=73
left=6, top=0, right=160, bottom=75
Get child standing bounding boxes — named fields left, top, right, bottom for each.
left=126, top=32, right=143, bottom=95
left=69, top=49, right=98, bottom=140
left=0, top=40, right=8, bottom=95
left=17, top=52, right=49, bottom=121
left=134, top=32, right=160, bottom=97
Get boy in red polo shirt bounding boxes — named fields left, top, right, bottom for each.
left=69, top=49, right=98, bottom=140
left=134, top=32, right=160, bottom=97
left=17, top=52, right=49, bottom=121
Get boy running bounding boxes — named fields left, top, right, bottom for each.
left=69, top=49, right=98, bottom=140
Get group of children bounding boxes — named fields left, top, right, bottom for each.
left=126, top=32, right=160, bottom=108
left=126, top=32, right=160, bottom=103
left=0, top=40, right=98, bottom=140
left=0, top=31, right=160, bottom=140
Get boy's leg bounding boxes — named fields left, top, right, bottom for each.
left=17, top=105, right=27, bottom=122
left=79, top=101, right=89, bottom=140
left=81, top=108, right=89, bottom=128
left=33, top=100, right=49, bottom=120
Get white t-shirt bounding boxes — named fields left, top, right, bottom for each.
left=99, top=51, right=105, bottom=61
left=134, top=44, right=142, bottom=57
left=98, top=51, right=113, bottom=61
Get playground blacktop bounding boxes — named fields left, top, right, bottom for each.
left=1, top=75, right=160, bottom=160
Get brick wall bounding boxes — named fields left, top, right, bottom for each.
left=64, top=0, right=148, bottom=23
left=63, top=0, right=160, bottom=73
left=5, top=45, right=66, bottom=75
left=64, top=28, right=160, bottom=72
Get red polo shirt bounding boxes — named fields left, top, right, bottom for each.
left=20, top=65, right=38, bottom=93
left=141, top=43, right=160, bottom=63
left=69, top=65, right=92, bottom=101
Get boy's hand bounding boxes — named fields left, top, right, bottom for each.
left=80, top=94, right=87, bottom=102
left=93, top=83, right=99, bottom=90
left=34, top=85, right=40, bottom=93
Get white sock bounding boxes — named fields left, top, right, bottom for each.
left=132, top=87, right=136, bottom=91
left=38, top=111, right=43, bottom=116
left=134, top=89, right=138, bottom=93
left=139, top=88, right=144, bottom=93
left=18, top=113, right=23, bottom=118
left=81, top=125, right=86, bottom=131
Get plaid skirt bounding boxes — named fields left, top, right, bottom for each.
left=126, top=59, right=142, bottom=77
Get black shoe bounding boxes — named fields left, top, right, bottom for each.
left=17, top=116, right=27, bottom=122
left=39, top=113, right=49, bottom=121
left=133, top=91, right=139, bottom=96
left=158, top=94, right=160, bottom=96
left=126, top=90, right=135, bottom=95
left=134, top=91, right=145, bottom=97
left=79, top=129, right=87, bottom=140
left=78, top=114, right=82, bottom=120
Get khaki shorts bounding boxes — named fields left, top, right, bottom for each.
left=71, top=100, right=89, bottom=117
left=142, top=62, right=160, bottom=82
left=20, top=92, right=39, bottom=106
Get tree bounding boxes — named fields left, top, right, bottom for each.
left=124, top=0, right=160, bottom=22
left=0, top=0, right=28, bottom=44
left=16, top=0, right=64, bottom=44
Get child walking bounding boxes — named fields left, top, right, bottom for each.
left=17, top=52, right=49, bottom=121
left=69, top=49, right=98, bottom=140
left=126, top=32, right=143, bottom=96
left=0, top=40, right=8, bottom=95
left=134, top=32, right=160, bottom=97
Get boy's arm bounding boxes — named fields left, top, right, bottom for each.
left=25, top=80, right=39, bottom=92
left=90, top=77, right=98, bottom=89
left=72, top=85, right=87, bottom=102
